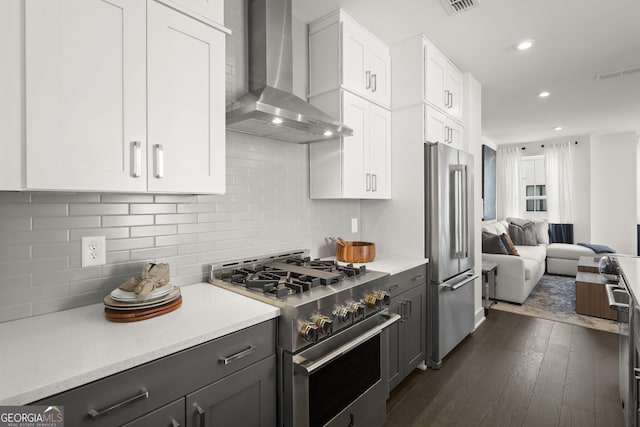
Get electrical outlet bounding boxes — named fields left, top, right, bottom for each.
left=351, top=218, right=358, bottom=233
left=81, top=236, right=106, bottom=267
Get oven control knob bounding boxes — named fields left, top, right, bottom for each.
left=299, top=322, right=319, bottom=343
left=374, top=290, right=391, bottom=306
left=314, top=316, right=333, bottom=335
left=333, top=307, right=353, bottom=324
left=365, top=294, right=382, bottom=310
left=350, top=301, right=365, bottom=318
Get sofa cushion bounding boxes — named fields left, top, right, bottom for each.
left=509, top=222, right=538, bottom=246
left=482, top=232, right=509, bottom=255
left=499, top=233, right=520, bottom=256
left=516, top=245, right=546, bottom=264
left=546, top=243, right=595, bottom=260
left=507, top=217, right=549, bottom=245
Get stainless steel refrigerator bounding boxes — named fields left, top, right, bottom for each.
left=425, top=142, right=478, bottom=369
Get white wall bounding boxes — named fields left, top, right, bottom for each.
left=590, top=132, right=637, bottom=255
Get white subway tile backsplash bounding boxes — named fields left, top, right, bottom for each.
left=102, top=215, right=154, bottom=228
left=130, top=204, right=177, bottom=214
left=0, top=134, right=361, bottom=322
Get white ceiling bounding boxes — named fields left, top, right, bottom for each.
left=293, top=0, right=640, bottom=145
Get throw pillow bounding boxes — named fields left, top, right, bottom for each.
left=534, top=220, right=549, bottom=245
left=508, top=222, right=538, bottom=246
left=499, top=233, right=520, bottom=256
left=482, top=232, right=509, bottom=255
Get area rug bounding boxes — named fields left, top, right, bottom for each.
left=490, top=274, right=619, bottom=334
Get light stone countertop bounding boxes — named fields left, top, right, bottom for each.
left=618, top=256, right=640, bottom=301
left=326, top=252, right=428, bottom=275
left=0, top=282, right=279, bottom=405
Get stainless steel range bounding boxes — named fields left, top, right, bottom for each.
left=209, top=250, right=400, bottom=427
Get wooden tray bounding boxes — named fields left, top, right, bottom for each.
left=105, top=296, right=182, bottom=323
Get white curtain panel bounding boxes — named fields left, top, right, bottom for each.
left=496, top=147, right=522, bottom=219
left=544, top=141, right=575, bottom=223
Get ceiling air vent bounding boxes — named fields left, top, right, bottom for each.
left=440, top=0, right=480, bottom=15
left=596, top=64, right=640, bottom=80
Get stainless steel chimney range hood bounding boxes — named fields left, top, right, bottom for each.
left=226, top=0, right=353, bottom=143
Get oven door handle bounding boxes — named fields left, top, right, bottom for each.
left=294, top=313, right=401, bottom=376
left=605, top=284, right=630, bottom=312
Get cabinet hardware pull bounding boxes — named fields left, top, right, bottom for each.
left=449, top=126, right=453, bottom=144
left=406, top=299, right=412, bottom=319
left=444, top=126, right=450, bottom=143
left=365, top=70, right=371, bottom=89
left=411, top=275, right=424, bottom=282
left=195, top=404, right=205, bottom=427
left=366, top=173, right=372, bottom=191
left=171, top=419, right=181, bottom=427
left=372, top=74, right=377, bottom=92
left=372, top=174, right=377, bottom=192
left=87, top=388, right=148, bottom=419
left=132, top=141, right=141, bottom=178
left=448, top=91, right=453, bottom=108
left=389, top=284, right=399, bottom=292
left=348, top=413, right=355, bottom=427
left=400, top=302, right=405, bottom=321
left=219, top=344, right=256, bottom=365
left=444, top=90, right=449, bottom=107
left=154, top=144, right=164, bottom=178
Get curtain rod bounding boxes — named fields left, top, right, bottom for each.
left=521, top=141, right=578, bottom=150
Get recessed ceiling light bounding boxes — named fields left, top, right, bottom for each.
left=538, top=91, right=550, bottom=98
left=553, top=126, right=563, bottom=131
left=517, top=39, right=535, bottom=50
left=272, top=117, right=283, bottom=124
left=323, top=130, right=333, bottom=137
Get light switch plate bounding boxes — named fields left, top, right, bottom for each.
left=351, top=218, right=358, bottom=233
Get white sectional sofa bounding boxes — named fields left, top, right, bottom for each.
left=481, top=220, right=547, bottom=304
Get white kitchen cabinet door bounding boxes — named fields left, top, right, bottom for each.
left=341, top=21, right=370, bottom=102
left=425, top=105, right=462, bottom=149
left=0, top=0, right=23, bottom=190
left=147, top=0, right=226, bottom=194
left=368, top=42, right=391, bottom=108
left=367, top=102, right=391, bottom=198
left=341, top=91, right=369, bottom=198
left=25, top=0, right=147, bottom=192
left=425, top=43, right=464, bottom=122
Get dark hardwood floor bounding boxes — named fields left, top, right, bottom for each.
left=385, top=310, right=624, bottom=427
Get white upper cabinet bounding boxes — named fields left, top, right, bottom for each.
left=309, top=10, right=391, bottom=108
left=8, top=0, right=227, bottom=194
left=0, top=0, right=24, bottom=190
left=25, top=0, right=148, bottom=192
left=309, top=90, right=391, bottom=199
left=424, top=105, right=463, bottom=149
left=147, top=0, right=225, bottom=194
left=391, top=34, right=464, bottom=123
left=425, top=43, right=463, bottom=122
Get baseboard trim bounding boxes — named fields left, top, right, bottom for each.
left=474, top=307, right=486, bottom=330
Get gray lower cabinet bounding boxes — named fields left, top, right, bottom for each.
left=387, top=265, right=427, bottom=391
left=186, top=355, right=276, bottom=427
left=122, top=398, right=185, bottom=427
left=32, top=320, right=276, bottom=427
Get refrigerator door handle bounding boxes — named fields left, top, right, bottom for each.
left=451, top=165, right=466, bottom=259
left=442, top=273, right=478, bottom=291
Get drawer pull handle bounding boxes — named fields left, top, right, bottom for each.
left=195, top=404, right=205, bottom=427
left=411, top=275, right=424, bottom=282
left=219, top=345, right=256, bottom=365
left=171, top=419, right=181, bottom=427
left=87, top=388, right=148, bottom=419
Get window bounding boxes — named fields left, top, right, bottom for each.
left=521, top=156, right=546, bottom=215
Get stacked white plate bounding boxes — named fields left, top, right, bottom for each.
left=104, top=283, right=181, bottom=310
